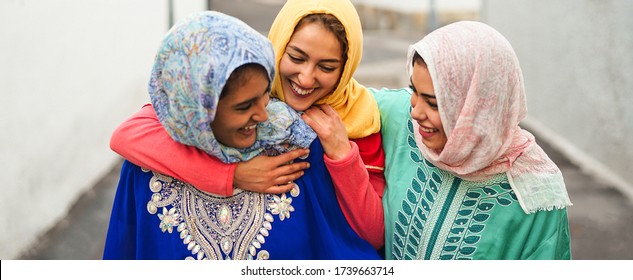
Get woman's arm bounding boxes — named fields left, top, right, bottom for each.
left=324, top=136, right=385, bottom=249
left=110, top=104, right=310, bottom=195
left=302, top=105, right=385, bottom=249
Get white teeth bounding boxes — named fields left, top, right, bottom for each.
left=419, top=126, right=437, bottom=133
left=243, top=124, right=257, bottom=131
left=290, top=82, right=314, bottom=95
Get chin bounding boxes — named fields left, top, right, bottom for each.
left=283, top=88, right=312, bottom=112
left=290, top=103, right=309, bottom=112
left=422, top=141, right=440, bottom=151
left=284, top=99, right=309, bottom=112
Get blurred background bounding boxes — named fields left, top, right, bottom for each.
left=1, top=0, right=632, bottom=260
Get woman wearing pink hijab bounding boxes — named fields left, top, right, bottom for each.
left=349, top=21, right=573, bottom=259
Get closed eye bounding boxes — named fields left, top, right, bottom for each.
left=319, top=64, right=336, bottom=72
left=235, top=89, right=269, bottom=111
left=287, top=53, right=305, bottom=63
left=235, top=102, right=252, bottom=111
left=409, top=84, right=437, bottom=109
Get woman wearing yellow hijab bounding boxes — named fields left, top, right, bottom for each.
left=268, top=0, right=380, bottom=138
left=110, top=0, right=386, bottom=249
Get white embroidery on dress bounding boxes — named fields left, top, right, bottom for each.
left=145, top=171, right=300, bottom=260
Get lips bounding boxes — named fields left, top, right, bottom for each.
left=290, top=81, right=315, bottom=96
left=417, top=124, right=438, bottom=138
left=418, top=125, right=437, bottom=133
left=242, top=124, right=257, bottom=131
left=239, top=124, right=257, bottom=136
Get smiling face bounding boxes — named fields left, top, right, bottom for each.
left=211, top=64, right=270, bottom=149
left=409, top=56, right=447, bottom=151
left=278, top=20, right=344, bottom=112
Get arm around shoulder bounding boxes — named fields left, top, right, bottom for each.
left=110, top=104, right=236, bottom=196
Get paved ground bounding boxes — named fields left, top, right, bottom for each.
left=17, top=0, right=633, bottom=260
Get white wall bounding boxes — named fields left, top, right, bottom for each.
left=482, top=0, right=633, bottom=199
left=0, top=0, right=205, bottom=259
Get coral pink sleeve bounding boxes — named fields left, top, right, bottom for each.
left=324, top=134, right=385, bottom=249
left=109, top=104, right=236, bottom=196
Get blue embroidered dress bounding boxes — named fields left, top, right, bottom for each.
left=103, top=139, right=380, bottom=260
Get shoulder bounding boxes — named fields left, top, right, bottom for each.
left=369, top=87, right=411, bottom=117
left=351, top=132, right=382, bottom=150
left=369, top=87, right=411, bottom=106
left=120, top=160, right=144, bottom=174
left=118, top=160, right=154, bottom=182
left=351, top=132, right=385, bottom=170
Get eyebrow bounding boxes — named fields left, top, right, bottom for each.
left=409, top=78, right=436, bottom=99
left=287, top=45, right=342, bottom=64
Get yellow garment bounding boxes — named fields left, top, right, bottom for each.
left=268, top=0, right=380, bottom=139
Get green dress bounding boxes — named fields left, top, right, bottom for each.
left=373, top=88, right=571, bottom=260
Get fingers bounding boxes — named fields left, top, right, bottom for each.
left=317, top=104, right=338, bottom=117
left=301, top=113, right=317, bottom=131
left=302, top=107, right=330, bottom=134
left=242, top=167, right=303, bottom=193
left=304, top=104, right=341, bottom=125
left=268, top=159, right=307, bottom=184
left=304, top=105, right=331, bottom=119
left=239, top=181, right=296, bottom=194
left=234, top=149, right=310, bottom=193
left=270, top=148, right=310, bottom=165
left=265, top=182, right=296, bottom=194
left=274, top=167, right=305, bottom=184
left=302, top=106, right=325, bottom=120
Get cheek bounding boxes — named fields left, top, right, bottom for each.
left=430, top=112, right=443, bottom=130
left=278, top=57, right=293, bottom=78
left=320, top=72, right=341, bottom=90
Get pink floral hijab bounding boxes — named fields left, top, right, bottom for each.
left=408, top=21, right=571, bottom=214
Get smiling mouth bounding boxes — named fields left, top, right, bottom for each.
left=290, top=81, right=315, bottom=96
left=419, top=125, right=438, bottom=133
left=242, top=124, right=257, bottom=131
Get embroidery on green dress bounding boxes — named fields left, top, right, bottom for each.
left=391, top=120, right=441, bottom=260
left=437, top=178, right=517, bottom=260
left=144, top=169, right=300, bottom=260
left=390, top=119, right=518, bottom=260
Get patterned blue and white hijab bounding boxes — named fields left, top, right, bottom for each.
left=149, top=11, right=316, bottom=163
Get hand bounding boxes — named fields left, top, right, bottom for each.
left=233, top=148, right=310, bottom=194
left=301, top=104, right=351, bottom=160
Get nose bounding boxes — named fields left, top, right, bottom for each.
left=252, top=101, right=269, bottom=123
left=410, top=96, right=427, bottom=121
left=297, top=65, right=316, bottom=88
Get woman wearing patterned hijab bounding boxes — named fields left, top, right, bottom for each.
left=109, top=0, right=386, bottom=249
left=103, top=11, right=380, bottom=260
left=369, top=21, right=571, bottom=259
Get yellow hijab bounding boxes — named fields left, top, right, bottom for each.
left=268, top=0, right=380, bottom=139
